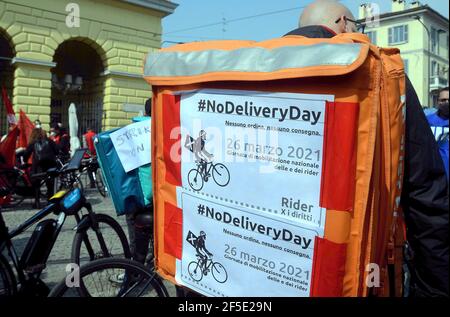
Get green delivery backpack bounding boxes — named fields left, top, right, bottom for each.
left=94, top=129, right=145, bottom=216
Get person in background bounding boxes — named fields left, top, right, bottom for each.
left=34, top=119, right=41, bottom=129
left=22, top=128, right=58, bottom=208
left=126, top=98, right=154, bottom=265
left=110, top=98, right=153, bottom=285
left=286, top=0, right=448, bottom=297
left=83, top=127, right=97, bottom=188
left=49, top=126, right=56, bottom=141
left=83, top=127, right=97, bottom=157
left=427, top=87, right=449, bottom=179
left=52, top=123, right=70, bottom=162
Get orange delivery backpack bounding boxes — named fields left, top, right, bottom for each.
left=143, top=33, right=406, bottom=297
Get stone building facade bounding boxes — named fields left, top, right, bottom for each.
left=0, top=0, right=177, bottom=135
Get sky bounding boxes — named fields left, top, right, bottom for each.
left=162, top=0, right=449, bottom=46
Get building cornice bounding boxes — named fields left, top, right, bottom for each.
left=359, top=5, right=449, bottom=26
left=11, top=57, right=56, bottom=68
left=119, top=0, right=178, bottom=16
left=101, top=69, right=143, bottom=79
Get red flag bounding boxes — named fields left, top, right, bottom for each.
left=0, top=125, right=19, bottom=168
left=1, top=86, right=16, bottom=125
left=17, top=110, right=35, bottom=148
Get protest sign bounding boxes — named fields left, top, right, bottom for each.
left=173, top=89, right=334, bottom=296
left=110, top=120, right=151, bottom=172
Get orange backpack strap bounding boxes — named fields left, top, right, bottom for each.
left=339, top=34, right=407, bottom=297
left=378, top=48, right=407, bottom=297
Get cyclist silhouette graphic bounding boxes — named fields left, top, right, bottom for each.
left=195, top=231, right=213, bottom=272
left=186, top=230, right=228, bottom=283
left=185, top=130, right=230, bottom=192
left=193, top=130, right=213, bottom=178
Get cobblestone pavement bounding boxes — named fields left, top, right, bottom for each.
left=1, top=188, right=177, bottom=297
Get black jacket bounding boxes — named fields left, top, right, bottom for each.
left=285, top=26, right=449, bottom=297
left=23, top=138, right=58, bottom=174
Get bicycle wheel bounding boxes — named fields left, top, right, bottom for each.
left=187, top=261, right=203, bottom=282
left=211, top=262, right=228, bottom=283
left=0, top=254, right=17, bottom=297
left=48, top=257, right=169, bottom=297
left=188, top=169, right=204, bottom=191
left=94, top=169, right=107, bottom=197
left=212, top=163, right=230, bottom=187
left=71, top=213, right=131, bottom=267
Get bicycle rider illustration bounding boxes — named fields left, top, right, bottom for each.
left=195, top=230, right=213, bottom=273
left=186, top=229, right=228, bottom=283
left=185, top=130, right=231, bottom=192
left=193, top=130, right=213, bottom=178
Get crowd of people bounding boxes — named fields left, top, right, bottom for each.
left=1, top=121, right=97, bottom=209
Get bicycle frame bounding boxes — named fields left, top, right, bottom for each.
left=204, top=258, right=214, bottom=272
left=0, top=191, right=109, bottom=289
left=7, top=203, right=58, bottom=240
left=0, top=167, right=33, bottom=199
left=73, top=202, right=112, bottom=260
left=195, top=255, right=212, bottom=273
left=0, top=166, right=60, bottom=204
left=80, top=160, right=98, bottom=184
left=13, top=167, right=33, bottom=188
left=196, top=161, right=214, bottom=177
left=0, top=202, right=65, bottom=285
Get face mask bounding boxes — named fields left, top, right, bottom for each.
left=438, top=102, right=449, bottom=119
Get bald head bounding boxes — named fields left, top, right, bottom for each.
left=299, top=0, right=356, bottom=34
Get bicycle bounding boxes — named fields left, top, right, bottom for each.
left=0, top=161, right=63, bottom=209
left=187, top=160, right=230, bottom=191
left=0, top=187, right=130, bottom=297
left=188, top=254, right=228, bottom=283
left=0, top=165, right=34, bottom=208
left=55, top=167, right=84, bottom=195
left=54, top=149, right=87, bottom=195
left=48, top=257, right=169, bottom=297
left=0, top=150, right=83, bottom=209
left=78, top=156, right=107, bottom=197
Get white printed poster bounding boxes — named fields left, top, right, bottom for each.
left=176, top=194, right=320, bottom=297
left=174, top=90, right=334, bottom=296
left=110, top=120, right=151, bottom=172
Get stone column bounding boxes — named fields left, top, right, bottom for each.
left=12, top=58, right=54, bottom=130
